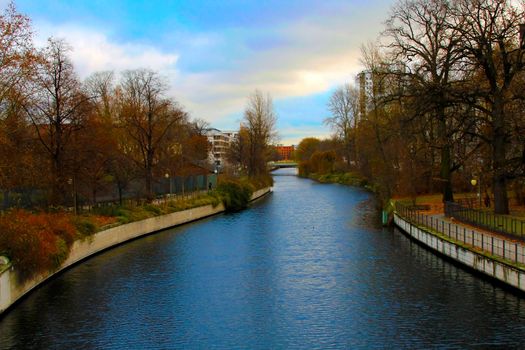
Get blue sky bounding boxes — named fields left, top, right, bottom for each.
left=10, top=0, right=394, bottom=144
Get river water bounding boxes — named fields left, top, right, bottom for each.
left=1, top=168, right=525, bottom=349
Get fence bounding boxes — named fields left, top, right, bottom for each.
left=1, top=174, right=218, bottom=212
left=396, top=202, right=525, bottom=266
left=84, top=174, right=217, bottom=213
left=445, top=201, right=525, bottom=240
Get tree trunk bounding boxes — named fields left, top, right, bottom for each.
left=493, top=175, right=509, bottom=214
left=51, top=154, right=66, bottom=206
left=437, top=112, right=453, bottom=203
left=118, top=183, right=123, bottom=206
left=492, top=98, right=509, bottom=214
left=145, top=150, right=154, bottom=200
left=145, top=169, right=153, bottom=201
left=440, top=144, right=453, bottom=202
left=92, top=188, right=97, bottom=206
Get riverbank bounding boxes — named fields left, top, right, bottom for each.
left=302, top=172, right=377, bottom=191
left=0, top=187, right=272, bottom=316
left=394, top=207, right=525, bottom=293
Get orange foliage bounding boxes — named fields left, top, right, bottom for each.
left=91, top=215, right=118, bottom=227
left=0, top=210, right=77, bottom=279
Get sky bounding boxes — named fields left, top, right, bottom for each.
left=9, top=0, right=395, bottom=145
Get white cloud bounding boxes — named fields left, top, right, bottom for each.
left=277, top=125, right=332, bottom=145
left=30, top=1, right=389, bottom=143
left=34, top=23, right=179, bottom=79
left=169, top=5, right=383, bottom=124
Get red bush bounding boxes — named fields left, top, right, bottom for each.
left=0, top=210, right=76, bottom=279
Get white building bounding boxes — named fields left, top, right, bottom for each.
left=355, top=64, right=406, bottom=120
left=206, top=128, right=238, bottom=171
left=355, top=70, right=376, bottom=120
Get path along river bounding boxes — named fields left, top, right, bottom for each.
left=0, top=168, right=525, bottom=349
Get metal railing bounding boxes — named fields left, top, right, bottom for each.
left=396, top=202, right=525, bottom=266
left=1, top=174, right=218, bottom=212
left=445, top=201, right=525, bottom=240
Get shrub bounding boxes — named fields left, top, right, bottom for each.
left=245, top=175, right=274, bottom=190
left=92, top=204, right=122, bottom=217
left=216, top=180, right=254, bottom=212
left=73, top=216, right=98, bottom=237
left=144, top=204, right=162, bottom=215
left=0, top=210, right=76, bottom=280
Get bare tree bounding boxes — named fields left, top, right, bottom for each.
left=117, top=69, right=186, bottom=199
left=359, top=42, right=399, bottom=198
left=449, top=0, right=525, bottom=214
left=384, top=0, right=466, bottom=202
left=24, top=38, right=91, bottom=205
left=189, top=117, right=210, bottom=136
left=243, top=90, right=278, bottom=176
left=84, top=71, right=115, bottom=120
left=324, top=84, right=359, bottom=168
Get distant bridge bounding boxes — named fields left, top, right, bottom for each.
left=268, top=161, right=298, bottom=170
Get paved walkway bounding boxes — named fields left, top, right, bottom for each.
left=402, top=210, right=525, bottom=266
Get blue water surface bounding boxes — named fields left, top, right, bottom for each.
left=1, top=168, right=524, bottom=349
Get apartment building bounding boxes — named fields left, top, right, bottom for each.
left=206, top=128, right=238, bottom=171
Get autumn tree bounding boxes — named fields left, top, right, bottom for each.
left=0, top=2, right=36, bottom=104
left=309, top=150, right=337, bottom=174
left=75, top=71, right=125, bottom=205
left=294, top=137, right=320, bottom=162
left=24, top=39, right=91, bottom=205
left=84, top=71, right=141, bottom=204
left=117, top=69, right=186, bottom=199
left=0, top=88, right=39, bottom=207
left=226, top=126, right=250, bottom=175
left=294, top=137, right=319, bottom=176
left=184, top=133, right=210, bottom=165
left=357, top=43, right=401, bottom=199
left=0, top=2, right=39, bottom=207
left=325, top=84, right=359, bottom=168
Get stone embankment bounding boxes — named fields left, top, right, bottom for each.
left=0, top=187, right=272, bottom=315
left=394, top=213, right=525, bottom=293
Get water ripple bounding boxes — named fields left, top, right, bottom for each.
left=1, top=168, right=525, bottom=349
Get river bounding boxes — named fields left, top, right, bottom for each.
left=0, top=168, right=524, bottom=349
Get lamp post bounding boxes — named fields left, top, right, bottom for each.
left=470, top=177, right=481, bottom=208
left=164, top=173, right=172, bottom=199
left=67, top=177, right=77, bottom=215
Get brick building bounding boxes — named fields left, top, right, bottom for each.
left=276, top=145, right=295, bottom=161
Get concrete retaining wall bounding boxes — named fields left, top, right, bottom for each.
left=394, top=213, right=525, bottom=292
left=0, top=187, right=271, bottom=315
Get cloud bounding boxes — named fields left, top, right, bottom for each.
left=277, top=125, right=332, bottom=145
left=169, top=4, right=383, bottom=123
left=34, top=23, right=179, bottom=79
left=30, top=1, right=389, bottom=143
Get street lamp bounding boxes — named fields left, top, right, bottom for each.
left=470, top=177, right=481, bottom=208
left=164, top=173, right=172, bottom=198
left=67, top=177, right=77, bottom=215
